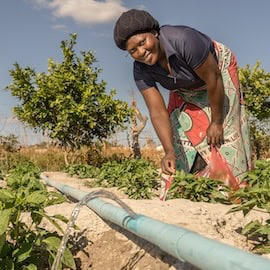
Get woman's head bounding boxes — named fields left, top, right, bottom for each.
left=113, top=9, right=160, bottom=50
left=114, top=9, right=161, bottom=65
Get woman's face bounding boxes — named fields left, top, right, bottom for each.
left=126, top=31, right=161, bottom=65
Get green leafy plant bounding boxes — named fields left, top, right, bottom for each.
left=65, top=158, right=159, bottom=199
left=94, top=158, right=159, bottom=199
left=228, top=160, right=270, bottom=215
left=239, top=62, right=270, bottom=159
left=114, top=158, right=159, bottom=199
left=241, top=219, right=270, bottom=254
left=64, top=164, right=100, bottom=179
left=227, top=160, right=270, bottom=254
left=0, top=161, right=76, bottom=269
left=166, top=170, right=230, bottom=203
left=239, top=62, right=270, bottom=121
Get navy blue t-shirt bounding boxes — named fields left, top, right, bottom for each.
left=134, top=25, right=217, bottom=91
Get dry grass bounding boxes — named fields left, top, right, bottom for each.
left=16, top=145, right=164, bottom=171
left=101, top=145, right=163, bottom=166
left=140, top=147, right=164, bottom=166
left=19, top=146, right=66, bottom=171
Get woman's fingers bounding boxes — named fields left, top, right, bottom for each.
left=161, top=155, right=176, bottom=175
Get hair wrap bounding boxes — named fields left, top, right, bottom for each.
left=113, top=9, right=160, bottom=50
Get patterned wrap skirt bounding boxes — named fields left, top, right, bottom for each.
left=167, top=41, right=252, bottom=180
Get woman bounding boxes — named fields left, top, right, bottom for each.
left=113, top=9, right=252, bottom=182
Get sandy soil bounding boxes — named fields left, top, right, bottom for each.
left=40, top=172, right=270, bottom=270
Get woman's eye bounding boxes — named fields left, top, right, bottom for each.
left=140, top=39, right=145, bottom=46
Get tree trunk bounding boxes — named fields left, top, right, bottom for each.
left=131, top=99, right=148, bottom=159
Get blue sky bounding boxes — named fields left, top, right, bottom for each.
left=1, top=0, right=270, bottom=145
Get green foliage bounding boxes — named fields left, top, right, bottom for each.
left=239, top=61, right=270, bottom=120
left=241, top=219, right=270, bottom=254
left=239, top=62, right=270, bottom=159
left=66, top=158, right=270, bottom=255
left=0, top=153, right=32, bottom=179
left=0, top=162, right=76, bottom=269
left=64, top=164, right=100, bottom=179
left=5, top=33, right=131, bottom=149
left=166, top=170, right=230, bottom=203
left=99, top=158, right=159, bottom=199
left=5, top=162, right=41, bottom=191
left=228, top=160, right=270, bottom=215
left=227, top=160, right=270, bottom=254
left=65, top=158, right=159, bottom=199
left=167, top=162, right=270, bottom=254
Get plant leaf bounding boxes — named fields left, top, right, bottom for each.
left=25, top=191, right=47, bottom=205
left=33, top=211, right=65, bottom=234
left=12, top=242, right=32, bottom=263
left=0, top=258, right=14, bottom=270
left=0, top=209, right=12, bottom=235
left=0, top=189, right=15, bottom=202
left=42, top=236, right=76, bottom=269
left=0, top=232, right=6, bottom=254
left=23, top=264, right=38, bottom=270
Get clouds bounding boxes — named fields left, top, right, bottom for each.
left=30, top=0, right=128, bottom=25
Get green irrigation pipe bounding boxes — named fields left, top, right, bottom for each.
left=41, top=174, right=270, bottom=270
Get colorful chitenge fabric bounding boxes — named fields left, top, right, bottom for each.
left=167, top=41, right=252, bottom=180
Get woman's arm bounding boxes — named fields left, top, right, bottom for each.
left=140, top=87, right=176, bottom=174
left=194, top=52, right=225, bottom=146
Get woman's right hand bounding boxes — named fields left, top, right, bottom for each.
left=140, top=87, right=176, bottom=175
left=161, top=150, right=176, bottom=175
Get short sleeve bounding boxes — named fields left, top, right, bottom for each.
left=133, top=61, right=157, bottom=91
left=174, top=27, right=210, bottom=69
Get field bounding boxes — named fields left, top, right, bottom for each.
left=42, top=171, right=270, bottom=270
left=1, top=145, right=270, bottom=269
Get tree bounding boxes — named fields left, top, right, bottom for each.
left=239, top=61, right=270, bottom=159
left=5, top=33, right=131, bottom=162
left=239, top=61, right=270, bottom=120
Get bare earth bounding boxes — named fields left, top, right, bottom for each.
left=41, top=172, right=270, bottom=270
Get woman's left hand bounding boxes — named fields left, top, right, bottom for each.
left=206, top=122, right=224, bottom=147
left=194, top=52, right=225, bottom=148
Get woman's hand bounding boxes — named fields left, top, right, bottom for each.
left=140, top=87, right=176, bottom=175
left=161, top=150, right=176, bottom=175
left=194, top=52, right=225, bottom=147
left=206, top=122, right=224, bottom=147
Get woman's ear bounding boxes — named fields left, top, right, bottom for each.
left=151, top=29, right=159, bottom=37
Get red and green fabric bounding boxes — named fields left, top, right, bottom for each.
left=168, top=41, right=252, bottom=180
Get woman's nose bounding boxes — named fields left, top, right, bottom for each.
left=137, top=46, right=146, bottom=57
